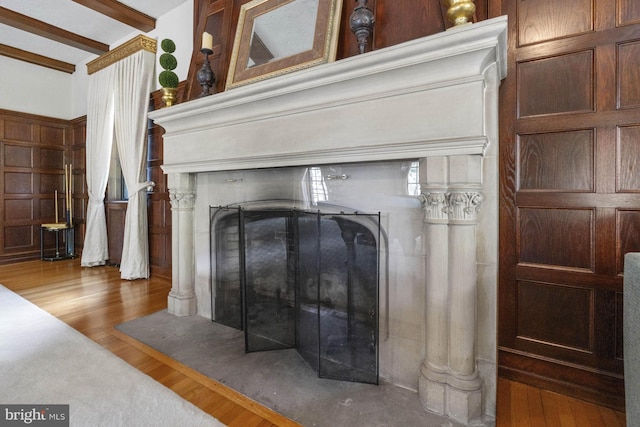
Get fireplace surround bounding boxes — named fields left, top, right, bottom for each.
left=149, top=16, right=507, bottom=426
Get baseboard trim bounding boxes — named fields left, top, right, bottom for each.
left=498, top=349, right=625, bottom=412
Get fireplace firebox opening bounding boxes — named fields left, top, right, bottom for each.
left=211, top=205, right=381, bottom=384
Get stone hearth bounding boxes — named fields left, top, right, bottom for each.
left=149, top=16, right=507, bottom=426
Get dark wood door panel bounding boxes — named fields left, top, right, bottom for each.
left=40, top=125, right=66, bottom=146
left=4, top=172, right=34, bottom=194
left=516, top=280, right=594, bottom=352
left=500, top=0, right=637, bottom=409
left=517, top=0, right=593, bottom=47
left=617, top=209, right=640, bottom=273
left=39, top=172, right=65, bottom=196
left=3, top=144, right=33, bottom=168
left=4, top=199, right=33, bottom=222
left=40, top=148, right=65, bottom=169
left=618, top=125, right=640, bottom=191
left=517, top=207, right=594, bottom=270
left=619, top=0, right=640, bottom=26
left=517, top=130, right=594, bottom=192
left=508, top=282, right=622, bottom=373
left=618, top=40, right=640, bottom=108
left=517, top=50, right=594, bottom=118
left=2, top=119, right=36, bottom=143
left=4, top=225, right=34, bottom=250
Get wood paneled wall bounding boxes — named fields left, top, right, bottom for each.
left=0, top=110, right=73, bottom=263
left=148, top=90, right=176, bottom=278
left=499, top=0, right=640, bottom=411
left=70, top=116, right=87, bottom=255
left=105, top=201, right=127, bottom=266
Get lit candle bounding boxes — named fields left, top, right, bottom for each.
left=202, top=32, right=213, bottom=51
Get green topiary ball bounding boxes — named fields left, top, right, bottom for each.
left=159, top=53, right=177, bottom=71
left=158, top=39, right=178, bottom=89
left=160, top=39, right=176, bottom=54
left=158, top=70, right=179, bottom=88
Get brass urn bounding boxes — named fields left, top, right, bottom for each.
left=161, top=87, right=178, bottom=107
left=442, top=0, right=476, bottom=27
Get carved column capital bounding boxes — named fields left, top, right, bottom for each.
left=420, top=191, right=449, bottom=223
left=446, top=190, right=482, bottom=223
left=169, top=190, right=196, bottom=209
left=421, top=190, right=482, bottom=223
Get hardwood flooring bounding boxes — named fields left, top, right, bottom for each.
left=0, top=259, right=626, bottom=426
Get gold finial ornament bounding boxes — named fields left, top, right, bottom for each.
left=442, top=0, right=476, bottom=26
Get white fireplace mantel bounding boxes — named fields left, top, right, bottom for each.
left=150, top=16, right=507, bottom=427
left=150, top=16, right=506, bottom=175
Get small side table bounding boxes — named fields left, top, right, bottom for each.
left=41, top=223, right=75, bottom=261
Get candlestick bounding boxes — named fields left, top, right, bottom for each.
left=202, top=32, right=213, bottom=51
left=350, top=0, right=375, bottom=54
left=197, top=47, right=216, bottom=97
left=55, top=190, right=58, bottom=223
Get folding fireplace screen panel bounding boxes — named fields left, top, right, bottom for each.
left=211, top=207, right=380, bottom=384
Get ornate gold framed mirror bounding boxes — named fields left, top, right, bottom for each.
left=225, top=0, right=343, bottom=90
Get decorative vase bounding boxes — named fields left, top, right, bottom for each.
left=161, top=87, right=178, bottom=107
left=442, top=0, right=476, bottom=27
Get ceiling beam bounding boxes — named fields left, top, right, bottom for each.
left=72, top=0, right=155, bottom=32
left=0, top=6, right=108, bottom=55
left=0, top=44, right=76, bottom=74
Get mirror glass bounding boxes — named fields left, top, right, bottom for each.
left=226, top=0, right=342, bottom=90
left=247, top=0, right=319, bottom=68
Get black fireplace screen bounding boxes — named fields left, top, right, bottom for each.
left=211, top=206, right=380, bottom=384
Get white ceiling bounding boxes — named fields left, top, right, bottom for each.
left=0, top=0, right=188, bottom=68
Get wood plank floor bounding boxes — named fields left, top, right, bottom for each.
left=0, top=259, right=626, bottom=426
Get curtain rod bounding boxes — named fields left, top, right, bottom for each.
left=86, top=34, right=157, bottom=75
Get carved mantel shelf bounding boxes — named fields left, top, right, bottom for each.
left=149, top=16, right=507, bottom=175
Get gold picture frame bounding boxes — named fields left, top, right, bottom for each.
left=225, top=0, right=343, bottom=90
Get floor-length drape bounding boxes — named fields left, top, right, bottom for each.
left=113, top=50, right=155, bottom=279
left=81, top=67, right=115, bottom=267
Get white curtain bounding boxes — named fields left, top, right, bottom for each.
left=113, top=50, right=155, bottom=279
left=82, top=48, right=155, bottom=279
left=81, top=67, right=115, bottom=267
